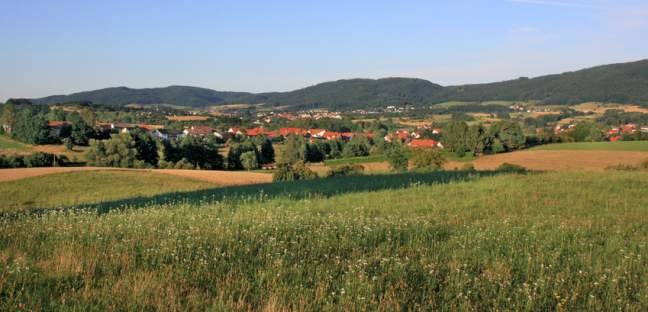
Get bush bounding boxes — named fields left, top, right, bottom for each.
left=326, top=164, right=365, bottom=177
left=641, top=159, right=648, bottom=170
left=273, top=161, right=318, bottom=182
left=173, top=158, right=196, bottom=170
left=385, top=145, right=408, bottom=172
left=241, top=151, right=260, bottom=170
left=410, top=148, right=446, bottom=171
left=496, top=163, right=527, bottom=173
left=0, top=152, right=67, bottom=168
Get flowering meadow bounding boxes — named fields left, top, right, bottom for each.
left=1, top=171, right=647, bottom=310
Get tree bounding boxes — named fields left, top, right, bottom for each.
left=304, top=143, right=325, bottom=162
left=488, top=121, right=526, bottom=152
left=67, top=113, right=95, bottom=145
left=63, top=137, right=74, bottom=151
left=2, top=103, right=16, bottom=130
left=240, top=151, right=259, bottom=170
left=410, top=148, right=447, bottom=171
left=442, top=121, right=470, bottom=156
left=385, top=143, right=408, bottom=172
left=11, top=109, right=51, bottom=144
left=273, top=161, right=318, bottom=182
left=255, top=136, right=275, bottom=164
left=342, top=135, right=370, bottom=158
left=85, top=134, right=146, bottom=168
left=282, top=134, right=305, bottom=164
left=227, top=140, right=259, bottom=170
left=179, top=135, right=224, bottom=170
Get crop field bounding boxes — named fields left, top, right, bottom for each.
left=531, top=141, right=648, bottom=152
left=1, top=170, right=647, bottom=310
left=464, top=150, right=648, bottom=171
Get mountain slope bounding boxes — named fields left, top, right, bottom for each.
left=29, top=59, right=648, bottom=109
left=439, top=59, right=648, bottom=104
left=260, top=78, right=445, bottom=110
left=32, top=86, right=257, bottom=107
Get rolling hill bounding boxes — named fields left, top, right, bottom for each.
left=29, top=59, right=648, bottom=110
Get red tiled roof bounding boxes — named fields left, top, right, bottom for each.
left=246, top=127, right=266, bottom=136
left=48, top=121, right=70, bottom=127
left=279, top=128, right=305, bottom=136
left=409, top=139, right=439, bottom=148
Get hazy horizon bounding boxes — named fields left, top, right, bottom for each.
left=2, top=0, right=647, bottom=102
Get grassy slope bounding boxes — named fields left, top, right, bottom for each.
left=0, top=135, right=31, bottom=153
left=1, top=171, right=647, bottom=310
left=531, top=140, right=648, bottom=151
left=0, top=170, right=213, bottom=212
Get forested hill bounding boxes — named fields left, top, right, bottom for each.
left=32, top=86, right=260, bottom=107
left=438, top=59, right=648, bottom=104
left=30, top=59, right=648, bottom=109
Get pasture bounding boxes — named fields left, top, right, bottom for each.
left=1, top=170, right=647, bottom=310
left=0, top=170, right=214, bottom=212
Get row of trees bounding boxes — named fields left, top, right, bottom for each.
left=442, top=120, right=526, bottom=156
left=85, top=129, right=275, bottom=170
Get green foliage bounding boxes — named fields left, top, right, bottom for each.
left=410, top=148, right=447, bottom=171
left=85, top=133, right=152, bottom=168
left=67, top=112, right=96, bottom=145
left=255, top=136, right=275, bottom=164
left=385, top=143, right=409, bottom=172
left=569, top=122, right=605, bottom=142
left=273, top=161, right=318, bottom=181
left=496, top=163, right=527, bottom=173
left=0, top=152, right=67, bottom=168
left=487, top=120, right=526, bottom=152
left=326, top=164, right=365, bottom=177
left=281, top=135, right=305, bottom=164
left=342, top=135, right=371, bottom=158
left=227, top=140, right=259, bottom=170
left=240, top=151, right=260, bottom=170
left=11, top=109, right=51, bottom=144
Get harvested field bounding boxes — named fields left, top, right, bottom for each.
left=456, top=150, right=648, bottom=171
left=156, top=169, right=272, bottom=186
left=0, top=167, right=272, bottom=185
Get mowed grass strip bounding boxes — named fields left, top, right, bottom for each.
left=1, top=171, right=647, bottom=310
left=0, top=170, right=214, bottom=212
left=531, top=140, right=648, bottom=151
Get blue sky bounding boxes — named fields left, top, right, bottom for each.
left=1, top=0, right=647, bottom=101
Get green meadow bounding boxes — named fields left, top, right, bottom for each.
left=1, top=170, right=647, bottom=310
left=531, top=140, right=648, bottom=151
left=0, top=135, right=31, bottom=153
left=0, top=171, right=213, bottom=213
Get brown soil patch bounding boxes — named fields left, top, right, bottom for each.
left=156, top=169, right=272, bottom=186
left=0, top=167, right=272, bottom=185
left=450, top=150, right=648, bottom=171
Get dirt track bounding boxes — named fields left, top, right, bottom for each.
left=0, top=167, right=272, bottom=185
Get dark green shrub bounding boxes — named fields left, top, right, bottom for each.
left=273, top=161, right=318, bottom=182
left=410, top=148, right=446, bottom=171
left=496, top=163, right=527, bottom=173
left=326, top=164, right=365, bottom=177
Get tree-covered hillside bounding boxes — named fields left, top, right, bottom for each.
left=32, top=86, right=258, bottom=107
left=438, top=59, right=648, bottom=104
left=29, top=59, right=648, bottom=109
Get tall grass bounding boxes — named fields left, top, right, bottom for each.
left=1, top=171, right=647, bottom=310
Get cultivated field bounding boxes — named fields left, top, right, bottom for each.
left=531, top=141, right=648, bottom=152
left=1, top=171, right=647, bottom=310
left=451, top=150, right=648, bottom=171
left=0, top=167, right=272, bottom=184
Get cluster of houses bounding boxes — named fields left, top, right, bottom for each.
left=606, top=123, right=648, bottom=141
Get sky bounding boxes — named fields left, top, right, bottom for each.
left=1, top=0, right=647, bottom=101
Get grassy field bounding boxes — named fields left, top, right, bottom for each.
left=531, top=141, right=648, bottom=151
left=0, top=170, right=213, bottom=212
left=1, top=170, right=647, bottom=310
left=0, top=135, right=31, bottom=153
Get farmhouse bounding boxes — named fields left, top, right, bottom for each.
left=47, top=121, right=70, bottom=137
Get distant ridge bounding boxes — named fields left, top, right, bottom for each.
left=30, top=59, right=648, bottom=110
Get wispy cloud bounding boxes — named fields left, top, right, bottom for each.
left=508, top=0, right=601, bottom=9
